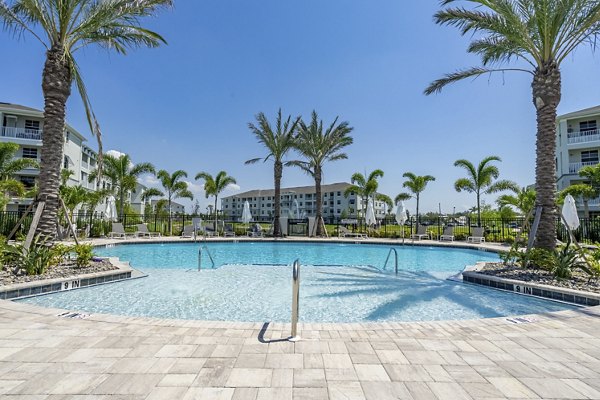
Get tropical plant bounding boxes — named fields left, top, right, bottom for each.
left=91, top=153, right=155, bottom=218
left=156, top=170, right=193, bottom=235
left=0, top=0, right=171, bottom=239
left=73, top=243, right=94, bottom=268
left=287, top=111, right=354, bottom=236
left=195, top=171, right=237, bottom=231
left=395, top=172, right=435, bottom=232
left=344, top=169, right=388, bottom=218
left=246, top=109, right=300, bottom=237
left=0, top=142, right=39, bottom=209
left=4, top=235, right=57, bottom=275
left=497, top=186, right=536, bottom=217
left=425, top=0, right=600, bottom=250
left=453, top=156, right=516, bottom=226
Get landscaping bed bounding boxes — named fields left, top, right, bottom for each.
left=0, top=258, right=117, bottom=287
left=478, top=262, right=600, bottom=294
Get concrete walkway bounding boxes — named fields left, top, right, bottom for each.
left=1, top=300, right=600, bottom=399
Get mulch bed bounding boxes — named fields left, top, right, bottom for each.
left=479, top=262, right=600, bottom=294
left=0, top=258, right=117, bottom=287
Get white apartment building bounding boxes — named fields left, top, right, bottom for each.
left=222, top=182, right=388, bottom=221
left=0, top=102, right=148, bottom=214
left=151, top=199, right=185, bottom=214
left=556, top=105, right=600, bottom=215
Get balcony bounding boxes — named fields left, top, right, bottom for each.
left=567, top=130, right=600, bottom=145
left=569, top=161, right=599, bottom=174
left=1, top=126, right=42, bottom=141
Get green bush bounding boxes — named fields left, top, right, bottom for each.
left=552, top=245, right=580, bottom=280
left=4, top=236, right=57, bottom=275
left=527, top=248, right=556, bottom=271
left=73, top=244, right=94, bottom=268
left=50, top=243, right=73, bottom=266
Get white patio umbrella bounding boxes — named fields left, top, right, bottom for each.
left=365, top=198, right=376, bottom=226
left=104, top=195, right=117, bottom=222
left=395, top=201, right=408, bottom=242
left=562, top=194, right=580, bottom=231
left=241, top=201, right=252, bottom=224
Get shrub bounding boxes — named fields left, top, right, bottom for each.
left=50, top=243, right=73, bottom=266
left=4, top=236, right=57, bottom=275
left=73, top=244, right=94, bottom=268
left=527, top=248, right=556, bottom=271
left=552, top=245, right=580, bottom=280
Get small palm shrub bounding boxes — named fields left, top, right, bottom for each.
left=4, top=236, right=57, bottom=276
left=74, top=244, right=94, bottom=268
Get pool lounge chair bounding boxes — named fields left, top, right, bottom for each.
left=467, top=227, right=486, bottom=243
left=439, top=226, right=454, bottom=241
left=410, top=225, right=430, bottom=240
left=203, top=223, right=217, bottom=237
left=109, top=223, right=135, bottom=239
left=136, top=223, right=161, bottom=238
left=181, top=224, right=195, bottom=238
left=247, top=224, right=263, bottom=237
left=338, top=226, right=368, bottom=239
left=223, top=223, right=236, bottom=237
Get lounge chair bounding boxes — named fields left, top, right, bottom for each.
left=338, top=226, right=368, bottom=239
left=467, top=227, right=486, bottom=243
left=439, top=226, right=454, bottom=241
left=203, top=223, right=217, bottom=237
left=410, top=225, right=430, bottom=240
left=247, top=223, right=263, bottom=237
left=223, top=223, right=236, bottom=237
left=136, top=223, right=161, bottom=238
left=181, top=224, right=195, bottom=238
left=109, top=223, right=135, bottom=239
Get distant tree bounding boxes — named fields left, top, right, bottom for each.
left=395, top=172, right=435, bottom=231
left=0, top=143, right=38, bottom=209
left=559, top=184, right=596, bottom=219
left=195, top=171, right=236, bottom=230
left=288, top=111, right=353, bottom=236
left=157, top=170, right=193, bottom=235
left=453, top=156, right=516, bottom=227
left=497, top=186, right=536, bottom=217
left=191, top=199, right=201, bottom=216
left=246, top=109, right=300, bottom=236
left=344, top=169, right=387, bottom=218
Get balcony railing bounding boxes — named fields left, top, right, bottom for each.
left=1, top=126, right=42, bottom=140
left=567, top=129, right=600, bottom=145
left=576, top=197, right=600, bottom=207
left=569, top=161, right=599, bottom=174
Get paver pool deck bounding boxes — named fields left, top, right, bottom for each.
left=1, top=237, right=599, bottom=399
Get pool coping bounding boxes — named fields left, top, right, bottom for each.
left=0, top=257, right=146, bottom=300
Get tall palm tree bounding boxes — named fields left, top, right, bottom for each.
left=453, top=156, right=516, bottom=226
left=156, top=170, right=193, bottom=235
left=497, top=186, right=537, bottom=217
left=195, top=171, right=236, bottom=231
left=92, top=153, right=155, bottom=218
left=288, top=111, right=354, bottom=236
left=246, top=109, right=300, bottom=236
left=344, top=169, right=385, bottom=218
left=395, top=173, right=435, bottom=232
left=424, top=0, right=600, bottom=250
left=0, top=0, right=171, bottom=239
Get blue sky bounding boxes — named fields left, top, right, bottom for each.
left=2, top=1, right=600, bottom=214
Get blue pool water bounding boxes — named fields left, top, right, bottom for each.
left=18, top=242, right=576, bottom=322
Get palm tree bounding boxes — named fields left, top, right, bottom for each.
left=246, top=109, right=300, bottom=236
left=156, top=170, right=193, bottom=235
left=195, top=171, right=236, bottom=231
left=92, top=153, right=155, bottom=218
left=395, top=173, right=435, bottom=232
left=497, top=186, right=537, bottom=217
left=288, top=111, right=354, bottom=236
left=343, top=169, right=383, bottom=217
left=424, top=1, right=600, bottom=250
left=0, top=142, right=39, bottom=207
left=0, top=0, right=171, bottom=239
left=453, top=156, right=516, bottom=226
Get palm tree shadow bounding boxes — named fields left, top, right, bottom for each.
left=309, top=268, right=505, bottom=321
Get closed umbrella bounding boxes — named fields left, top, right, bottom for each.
left=104, top=195, right=117, bottom=222
left=241, top=201, right=252, bottom=224
left=562, top=194, right=580, bottom=231
left=365, top=198, right=376, bottom=226
left=395, top=201, right=407, bottom=242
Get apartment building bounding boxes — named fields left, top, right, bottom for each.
left=221, top=182, right=388, bottom=221
left=556, top=105, right=600, bottom=215
left=0, top=102, right=148, bottom=214
left=150, top=199, right=185, bottom=214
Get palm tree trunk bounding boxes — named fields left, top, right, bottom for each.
left=476, top=192, right=481, bottom=227
left=214, top=196, right=218, bottom=232
left=532, top=63, right=561, bottom=250
left=415, top=193, right=420, bottom=232
left=168, top=195, right=172, bottom=236
left=273, top=161, right=282, bottom=237
left=315, top=167, right=323, bottom=236
left=119, top=187, right=124, bottom=221
left=584, top=199, right=590, bottom=219
left=36, top=47, right=72, bottom=239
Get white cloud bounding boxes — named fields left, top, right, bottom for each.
left=105, top=149, right=126, bottom=158
left=139, top=175, right=159, bottom=186
left=183, top=180, right=205, bottom=194
left=225, top=183, right=241, bottom=191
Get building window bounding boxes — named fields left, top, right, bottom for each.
left=337, top=209, right=341, bottom=214
left=24, top=120, right=40, bottom=131
left=581, top=150, right=599, bottom=164
left=22, top=148, right=37, bottom=159
left=20, top=176, right=36, bottom=188
left=337, top=200, right=341, bottom=205
left=580, top=120, right=597, bottom=133
left=63, top=156, right=69, bottom=169
left=337, top=191, right=341, bottom=196
left=350, top=199, right=355, bottom=205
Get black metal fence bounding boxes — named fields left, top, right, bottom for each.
left=3, top=211, right=600, bottom=244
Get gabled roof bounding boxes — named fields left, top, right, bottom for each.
left=0, top=102, right=41, bottom=113
left=557, top=105, right=600, bottom=121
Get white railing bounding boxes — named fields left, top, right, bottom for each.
left=1, top=126, right=42, bottom=140
left=576, top=197, right=600, bottom=206
left=569, top=161, right=599, bottom=174
left=567, top=129, right=600, bottom=145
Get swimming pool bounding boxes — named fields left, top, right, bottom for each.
left=18, top=242, right=576, bottom=322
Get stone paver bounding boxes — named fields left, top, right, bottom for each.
left=0, top=298, right=599, bottom=399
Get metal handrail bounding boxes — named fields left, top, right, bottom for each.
left=290, top=259, right=301, bottom=341
left=383, top=248, right=398, bottom=275
left=197, top=244, right=215, bottom=271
